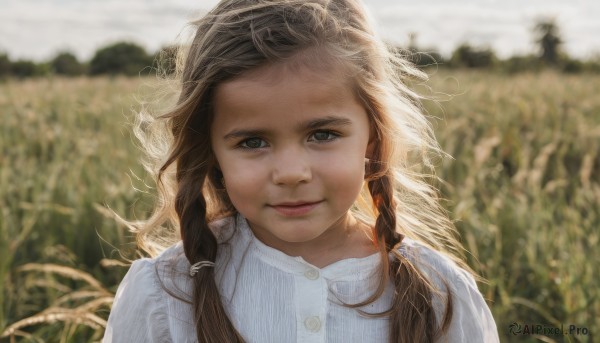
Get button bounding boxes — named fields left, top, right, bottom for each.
left=304, top=316, right=321, bottom=332
left=304, top=268, right=319, bottom=280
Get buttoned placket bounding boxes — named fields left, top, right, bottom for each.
left=295, top=264, right=328, bottom=342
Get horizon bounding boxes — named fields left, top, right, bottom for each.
left=1, top=0, right=599, bottom=62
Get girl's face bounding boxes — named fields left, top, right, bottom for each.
left=211, top=60, right=372, bottom=254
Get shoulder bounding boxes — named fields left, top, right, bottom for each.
left=103, top=257, right=174, bottom=342
left=397, top=238, right=475, bottom=291
left=397, top=238, right=500, bottom=343
left=111, top=257, right=166, bottom=306
left=103, top=215, right=241, bottom=342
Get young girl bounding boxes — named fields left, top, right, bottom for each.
left=103, top=0, right=499, bottom=342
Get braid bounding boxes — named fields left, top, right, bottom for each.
left=367, top=170, right=402, bottom=251
left=174, top=169, right=244, bottom=342
left=366, top=159, right=448, bottom=343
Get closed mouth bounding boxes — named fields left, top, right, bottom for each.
left=269, top=201, right=322, bottom=216
left=270, top=201, right=322, bottom=207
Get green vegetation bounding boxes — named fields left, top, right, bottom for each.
left=422, top=71, right=599, bottom=342
left=50, top=53, right=85, bottom=76
left=534, top=19, right=562, bottom=66
left=89, top=42, right=155, bottom=76
left=0, top=77, right=155, bottom=341
left=1, top=72, right=598, bottom=342
left=0, top=42, right=170, bottom=79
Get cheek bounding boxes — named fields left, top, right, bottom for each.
left=316, top=152, right=365, bottom=199
left=220, top=160, right=268, bottom=201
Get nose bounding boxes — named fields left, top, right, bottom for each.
left=271, top=148, right=312, bottom=186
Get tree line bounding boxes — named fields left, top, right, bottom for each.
left=405, top=19, right=599, bottom=74
left=0, top=42, right=177, bottom=79
left=1, top=19, right=598, bottom=79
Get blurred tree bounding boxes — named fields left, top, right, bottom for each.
left=534, top=18, right=562, bottom=65
left=10, top=60, right=39, bottom=78
left=51, top=52, right=85, bottom=76
left=450, top=43, right=496, bottom=68
left=562, top=58, right=584, bottom=73
left=89, top=42, right=153, bottom=76
left=501, top=54, right=542, bottom=74
left=0, top=53, right=10, bottom=78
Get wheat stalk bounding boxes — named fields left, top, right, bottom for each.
left=99, top=258, right=130, bottom=268
left=55, top=290, right=110, bottom=306
left=75, top=297, right=114, bottom=312
left=17, top=263, right=106, bottom=292
left=5, top=329, right=45, bottom=343
left=25, top=279, right=73, bottom=293
left=1, top=308, right=108, bottom=338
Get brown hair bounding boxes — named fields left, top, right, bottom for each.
left=129, top=0, right=472, bottom=341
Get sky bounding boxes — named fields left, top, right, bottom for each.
left=0, top=0, right=598, bottom=62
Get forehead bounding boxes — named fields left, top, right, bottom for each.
left=218, top=47, right=358, bottom=99
left=213, top=58, right=359, bottom=120
left=209, top=56, right=371, bottom=143
left=219, top=65, right=348, bottom=102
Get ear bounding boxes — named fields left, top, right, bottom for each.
left=365, top=122, right=377, bottom=159
left=366, top=139, right=376, bottom=160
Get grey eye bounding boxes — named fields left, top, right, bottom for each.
left=311, top=131, right=338, bottom=141
left=313, top=131, right=330, bottom=140
left=241, top=138, right=265, bottom=149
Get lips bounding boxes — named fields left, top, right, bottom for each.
left=269, top=201, right=322, bottom=216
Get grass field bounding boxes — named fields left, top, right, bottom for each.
left=1, top=71, right=598, bottom=342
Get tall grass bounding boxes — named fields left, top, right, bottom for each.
left=0, top=76, right=154, bottom=341
left=1, top=71, right=598, bottom=342
left=423, top=71, right=599, bottom=342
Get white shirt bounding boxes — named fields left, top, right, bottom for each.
left=103, top=214, right=499, bottom=342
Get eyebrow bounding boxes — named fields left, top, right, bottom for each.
left=223, top=116, right=353, bottom=140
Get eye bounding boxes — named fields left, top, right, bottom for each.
left=239, top=137, right=267, bottom=149
left=309, top=130, right=339, bottom=142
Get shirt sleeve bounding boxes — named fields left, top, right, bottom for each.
left=102, top=259, right=173, bottom=343
left=405, top=244, right=500, bottom=343
left=437, top=269, right=499, bottom=343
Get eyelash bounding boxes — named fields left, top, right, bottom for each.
left=237, top=130, right=340, bottom=150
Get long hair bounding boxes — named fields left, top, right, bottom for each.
left=128, top=0, right=473, bottom=342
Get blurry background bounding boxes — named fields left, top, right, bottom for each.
left=1, top=0, right=598, bottom=342
left=2, top=0, right=600, bottom=61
